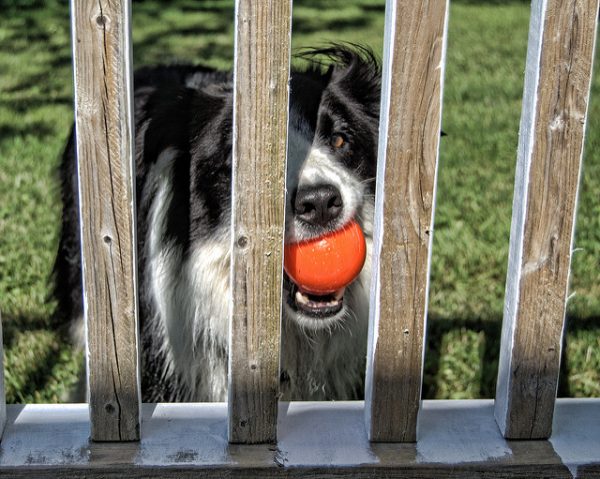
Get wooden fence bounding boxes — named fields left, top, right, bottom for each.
left=0, top=0, right=598, bottom=476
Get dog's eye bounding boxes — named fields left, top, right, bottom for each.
left=331, top=134, right=345, bottom=149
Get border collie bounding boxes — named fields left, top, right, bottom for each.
left=54, top=45, right=381, bottom=402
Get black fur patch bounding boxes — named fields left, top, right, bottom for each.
left=54, top=45, right=381, bottom=402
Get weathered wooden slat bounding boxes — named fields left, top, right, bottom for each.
left=1, top=400, right=599, bottom=476
left=228, top=0, right=292, bottom=444
left=71, top=0, right=140, bottom=441
left=495, top=0, right=599, bottom=439
left=365, top=0, right=449, bottom=442
left=0, top=311, right=6, bottom=441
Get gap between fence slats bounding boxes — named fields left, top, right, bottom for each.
left=228, top=0, right=292, bottom=444
left=495, top=0, right=599, bottom=439
left=71, top=0, right=141, bottom=442
left=365, top=0, right=449, bottom=442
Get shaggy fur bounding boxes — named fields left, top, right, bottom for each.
left=54, top=46, right=381, bottom=402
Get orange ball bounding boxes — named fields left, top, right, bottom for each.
left=284, top=221, right=367, bottom=294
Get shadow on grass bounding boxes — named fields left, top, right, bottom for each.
left=3, top=0, right=384, bottom=102
left=3, top=0, right=382, bottom=103
left=0, top=310, right=75, bottom=403
left=424, top=316, right=501, bottom=399
left=293, top=15, right=374, bottom=36
left=2, top=0, right=596, bottom=404
left=1, top=0, right=51, bottom=8
left=0, top=310, right=68, bottom=348
left=133, top=0, right=234, bottom=16
left=424, top=314, right=599, bottom=400
left=0, top=121, right=55, bottom=142
left=2, top=307, right=597, bottom=403
left=7, top=334, right=64, bottom=402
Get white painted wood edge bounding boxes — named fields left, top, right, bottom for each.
left=418, top=0, right=450, bottom=431
left=364, top=0, right=396, bottom=437
left=123, top=0, right=142, bottom=424
left=119, top=0, right=142, bottom=432
left=495, top=0, right=599, bottom=438
left=365, top=0, right=450, bottom=441
left=70, top=0, right=141, bottom=441
left=68, top=0, right=90, bottom=407
left=0, top=400, right=598, bottom=471
left=227, top=0, right=292, bottom=443
left=495, top=0, right=548, bottom=434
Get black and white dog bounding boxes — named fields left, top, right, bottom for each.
left=54, top=45, right=380, bottom=402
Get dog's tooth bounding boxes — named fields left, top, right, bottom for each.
left=295, top=290, right=310, bottom=305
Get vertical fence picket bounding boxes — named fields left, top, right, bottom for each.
left=71, top=0, right=141, bottom=441
left=365, top=0, right=449, bottom=442
left=228, top=0, right=292, bottom=444
left=495, top=0, right=599, bottom=439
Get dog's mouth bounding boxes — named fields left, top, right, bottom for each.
left=284, top=275, right=345, bottom=318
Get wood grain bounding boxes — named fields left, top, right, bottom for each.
left=495, top=0, right=599, bottom=439
left=365, top=0, right=449, bottom=442
left=71, top=0, right=141, bottom=442
left=0, top=400, right=598, bottom=477
left=228, top=0, right=292, bottom=444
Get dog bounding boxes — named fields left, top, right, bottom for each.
left=53, top=45, right=381, bottom=402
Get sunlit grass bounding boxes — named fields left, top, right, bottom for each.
left=1, top=0, right=598, bottom=402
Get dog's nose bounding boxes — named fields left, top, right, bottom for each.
left=294, top=184, right=343, bottom=227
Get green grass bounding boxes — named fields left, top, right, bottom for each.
left=0, top=0, right=598, bottom=402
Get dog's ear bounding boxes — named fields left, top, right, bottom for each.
left=323, top=63, right=335, bottom=84
left=296, top=44, right=381, bottom=116
left=327, top=45, right=381, bottom=117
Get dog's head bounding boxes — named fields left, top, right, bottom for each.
left=283, top=46, right=381, bottom=331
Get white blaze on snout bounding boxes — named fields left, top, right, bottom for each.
left=285, top=122, right=366, bottom=243
left=283, top=119, right=374, bottom=332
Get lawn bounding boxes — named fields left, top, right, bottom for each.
left=0, top=0, right=598, bottom=403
